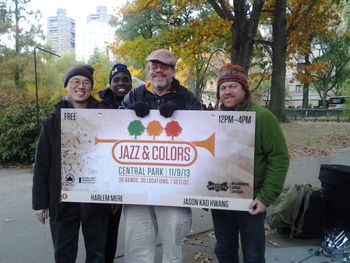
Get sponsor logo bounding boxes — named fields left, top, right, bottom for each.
left=79, top=177, right=96, bottom=184
left=65, top=174, right=75, bottom=184
left=207, top=181, right=229, bottom=192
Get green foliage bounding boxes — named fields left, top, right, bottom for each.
left=0, top=88, right=54, bottom=163
left=111, top=0, right=205, bottom=41
left=0, top=105, right=37, bottom=162
left=310, top=30, right=350, bottom=100
left=0, top=0, right=44, bottom=89
left=88, top=48, right=112, bottom=97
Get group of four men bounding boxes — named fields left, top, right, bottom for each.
left=32, top=49, right=289, bottom=263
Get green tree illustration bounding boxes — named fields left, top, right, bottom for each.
left=128, top=120, right=145, bottom=139
left=165, top=121, right=182, bottom=140
left=146, top=120, right=164, bottom=139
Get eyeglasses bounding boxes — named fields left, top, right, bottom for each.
left=149, top=62, right=172, bottom=71
left=69, top=79, right=92, bottom=88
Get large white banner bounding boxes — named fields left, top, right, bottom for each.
left=61, top=109, right=256, bottom=211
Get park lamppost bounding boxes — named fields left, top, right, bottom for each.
left=34, top=46, right=60, bottom=132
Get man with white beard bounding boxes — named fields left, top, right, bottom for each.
left=121, top=49, right=202, bottom=263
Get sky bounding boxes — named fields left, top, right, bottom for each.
left=25, top=0, right=127, bottom=60
left=28, top=0, right=127, bottom=34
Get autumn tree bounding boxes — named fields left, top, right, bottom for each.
left=110, top=1, right=287, bottom=119
left=109, top=0, right=230, bottom=97
left=209, top=0, right=344, bottom=120
left=109, top=0, right=347, bottom=121
left=165, top=120, right=182, bottom=140
left=287, top=0, right=342, bottom=108
left=146, top=120, right=164, bottom=139
left=289, top=1, right=348, bottom=107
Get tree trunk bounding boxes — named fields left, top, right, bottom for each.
left=302, top=83, right=309, bottom=108
left=322, top=79, right=330, bottom=108
left=322, top=87, right=328, bottom=108
left=207, top=0, right=264, bottom=71
left=15, top=0, right=20, bottom=88
left=269, top=0, right=287, bottom=122
left=302, top=55, right=310, bottom=108
left=231, top=0, right=264, bottom=71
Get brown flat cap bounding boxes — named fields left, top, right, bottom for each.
left=147, top=49, right=176, bottom=67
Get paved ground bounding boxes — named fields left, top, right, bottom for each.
left=0, top=148, right=349, bottom=262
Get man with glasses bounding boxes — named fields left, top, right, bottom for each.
left=32, top=64, right=111, bottom=263
left=121, top=49, right=202, bottom=263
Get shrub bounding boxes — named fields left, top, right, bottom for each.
left=0, top=89, right=54, bottom=163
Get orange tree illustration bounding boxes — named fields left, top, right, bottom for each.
left=146, top=120, right=164, bottom=139
left=127, top=120, right=145, bottom=139
left=165, top=121, right=182, bottom=140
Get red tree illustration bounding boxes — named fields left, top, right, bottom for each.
left=165, top=121, right=182, bottom=140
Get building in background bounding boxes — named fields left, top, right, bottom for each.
left=87, top=5, right=110, bottom=23
left=76, top=5, right=115, bottom=62
left=47, top=8, right=76, bottom=55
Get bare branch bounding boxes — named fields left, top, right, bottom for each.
left=207, top=0, right=234, bottom=20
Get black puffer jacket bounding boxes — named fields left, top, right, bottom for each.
left=122, top=78, right=203, bottom=110
left=98, top=87, right=123, bottom=109
left=32, top=97, right=112, bottom=221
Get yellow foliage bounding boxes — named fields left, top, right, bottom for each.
left=287, top=0, right=341, bottom=56
left=108, top=4, right=230, bottom=91
left=128, top=66, right=143, bottom=80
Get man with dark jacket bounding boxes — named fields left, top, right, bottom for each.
left=122, top=49, right=202, bottom=263
left=99, top=63, right=132, bottom=263
left=32, top=64, right=111, bottom=263
left=121, top=49, right=202, bottom=263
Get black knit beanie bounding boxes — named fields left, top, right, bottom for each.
left=109, top=63, right=131, bottom=84
left=64, top=64, right=94, bottom=88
